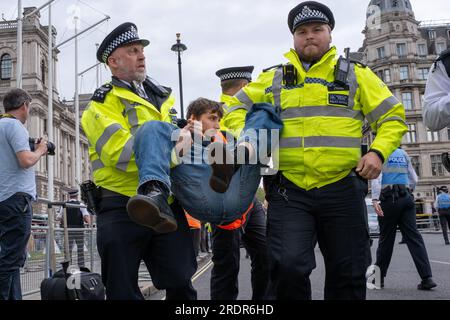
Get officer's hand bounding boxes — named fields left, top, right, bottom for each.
left=175, top=123, right=194, bottom=157
left=356, top=152, right=382, bottom=180
left=373, top=201, right=384, bottom=217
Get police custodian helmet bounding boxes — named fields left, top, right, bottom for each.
left=288, top=1, right=335, bottom=33
left=96, top=22, right=150, bottom=64
left=215, top=66, right=255, bottom=83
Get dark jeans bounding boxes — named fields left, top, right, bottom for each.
left=266, top=173, right=371, bottom=300
left=96, top=195, right=197, bottom=300
left=210, top=199, right=270, bottom=300
left=0, top=193, right=32, bottom=300
left=376, top=192, right=432, bottom=280
left=438, top=209, right=450, bottom=243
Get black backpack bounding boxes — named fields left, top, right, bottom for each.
left=40, top=261, right=105, bottom=300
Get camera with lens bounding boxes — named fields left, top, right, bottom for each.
left=29, top=138, right=56, bottom=156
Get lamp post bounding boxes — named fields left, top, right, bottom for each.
left=171, top=33, right=187, bottom=119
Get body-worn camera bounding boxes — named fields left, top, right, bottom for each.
left=29, top=138, right=56, bottom=156
left=80, top=180, right=101, bottom=214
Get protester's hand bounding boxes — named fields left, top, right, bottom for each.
left=175, top=121, right=194, bottom=157
left=36, top=138, right=48, bottom=156
left=373, top=200, right=384, bottom=217
left=356, top=152, right=382, bottom=180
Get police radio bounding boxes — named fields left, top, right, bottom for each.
left=334, top=47, right=351, bottom=88
left=282, top=64, right=298, bottom=87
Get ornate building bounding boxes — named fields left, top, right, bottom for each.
left=0, top=7, right=90, bottom=213
left=361, top=0, right=450, bottom=213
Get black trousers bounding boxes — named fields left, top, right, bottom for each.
left=266, top=173, right=371, bottom=300
left=210, top=199, right=270, bottom=300
left=96, top=195, right=197, bottom=300
left=438, top=209, right=450, bottom=243
left=376, top=191, right=432, bottom=280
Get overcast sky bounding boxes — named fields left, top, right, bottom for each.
left=1, top=0, right=450, bottom=116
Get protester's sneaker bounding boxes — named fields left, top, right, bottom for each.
left=127, top=181, right=177, bottom=233
left=417, top=278, right=437, bottom=290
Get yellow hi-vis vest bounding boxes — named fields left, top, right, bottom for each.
left=222, top=46, right=407, bottom=191
left=81, top=80, right=176, bottom=197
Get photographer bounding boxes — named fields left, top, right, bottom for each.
left=0, top=88, right=48, bottom=300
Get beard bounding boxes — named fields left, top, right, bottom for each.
left=134, top=70, right=147, bottom=83
left=296, top=43, right=331, bottom=63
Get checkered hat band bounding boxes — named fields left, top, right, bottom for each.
left=293, top=9, right=329, bottom=29
left=102, top=30, right=140, bottom=62
left=219, top=71, right=252, bottom=81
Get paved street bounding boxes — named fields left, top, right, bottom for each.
left=149, top=232, right=450, bottom=300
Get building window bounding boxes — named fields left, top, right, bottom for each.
left=448, top=30, right=450, bottom=39
left=447, top=125, right=450, bottom=140
left=418, top=68, right=429, bottom=80
left=431, top=155, right=445, bottom=177
left=429, top=30, right=436, bottom=40
left=377, top=47, right=386, bottom=59
left=0, top=54, right=12, bottom=80
left=397, top=43, right=407, bottom=57
left=418, top=44, right=427, bottom=57
left=377, top=70, right=384, bottom=81
left=402, top=92, right=413, bottom=110
left=427, top=129, right=440, bottom=142
left=436, top=42, right=446, bottom=55
left=384, top=69, right=391, bottom=83
left=400, top=65, right=409, bottom=80
left=392, top=0, right=398, bottom=7
left=410, top=156, right=421, bottom=177
left=406, top=124, right=417, bottom=143
left=41, top=60, right=46, bottom=85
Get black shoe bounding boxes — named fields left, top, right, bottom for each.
left=127, top=181, right=177, bottom=233
left=417, top=278, right=437, bottom=290
left=445, top=240, right=450, bottom=245
left=208, top=142, right=236, bottom=193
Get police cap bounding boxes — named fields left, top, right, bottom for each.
left=440, top=186, right=448, bottom=193
left=215, top=66, right=254, bottom=82
left=288, top=1, right=335, bottom=34
left=68, top=189, right=79, bottom=196
left=96, top=22, right=150, bottom=64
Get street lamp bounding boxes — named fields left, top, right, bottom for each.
left=171, top=33, right=187, bottom=119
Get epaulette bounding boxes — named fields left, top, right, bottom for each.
left=91, top=83, right=113, bottom=103
left=262, top=64, right=283, bottom=73
left=350, top=59, right=367, bottom=68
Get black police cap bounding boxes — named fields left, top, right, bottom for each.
left=96, top=22, right=150, bottom=64
left=288, top=1, right=335, bottom=34
left=215, top=66, right=254, bottom=82
left=68, top=189, right=79, bottom=196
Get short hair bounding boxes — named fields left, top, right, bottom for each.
left=220, top=78, right=248, bottom=94
left=186, top=97, right=223, bottom=120
left=2, top=89, right=32, bottom=112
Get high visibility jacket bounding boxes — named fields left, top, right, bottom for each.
left=222, top=46, right=407, bottom=190
left=81, top=77, right=177, bottom=197
left=381, top=148, right=409, bottom=186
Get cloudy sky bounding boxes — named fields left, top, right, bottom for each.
left=1, top=0, right=450, bottom=116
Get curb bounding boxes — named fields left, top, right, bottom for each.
left=142, top=253, right=212, bottom=299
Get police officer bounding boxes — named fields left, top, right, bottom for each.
left=81, top=22, right=197, bottom=300
left=434, top=186, right=450, bottom=245
left=423, top=49, right=450, bottom=131
left=58, top=190, right=91, bottom=267
left=371, top=147, right=437, bottom=290
left=222, top=1, right=407, bottom=300
left=208, top=67, right=270, bottom=300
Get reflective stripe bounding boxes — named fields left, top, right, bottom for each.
left=304, top=136, right=361, bottom=148
left=280, top=137, right=302, bottom=149
left=365, top=96, right=400, bottom=125
left=348, top=64, right=358, bottom=109
left=120, top=98, right=140, bottom=135
left=281, top=106, right=364, bottom=121
left=279, top=136, right=361, bottom=149
left=382, top=166, right=408, bottom=174
left=116, top=136, right=135, bottom=172
left=96, top=124, right=122, bottom=157
left=377, top=116, right=407, bottom=129
left=91, top=159, right=104, bottom=171
left=272, top=68, right=283, bottom=107
left=235, top=90, right=254, bottom=109
left=226, top=104, right=251, bottom=113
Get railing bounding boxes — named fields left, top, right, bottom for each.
left=0, top=21, right=18, bottom=30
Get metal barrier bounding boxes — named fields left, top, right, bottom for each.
left=416, top=213, right=442, bottom=231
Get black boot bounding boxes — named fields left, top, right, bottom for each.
left=417, top=277, right=437, bottom=290
left=127, top=181, right=177, bottom=233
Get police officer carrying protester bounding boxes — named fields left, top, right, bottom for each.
left=434, top=186, right=450, bottom=245
left=371, top=148, right=437, bottom=290
left=209, top=66, right=270, bottom=300
left=222, top=1, right=407, bottom=300
left=81, top=22, right=197, bottom=300
left=0, top=89, right=48, bottom=300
